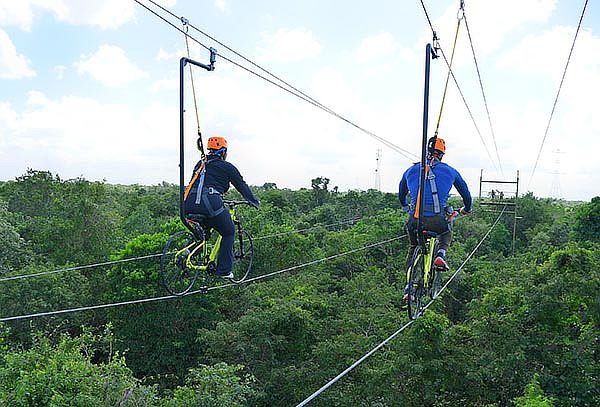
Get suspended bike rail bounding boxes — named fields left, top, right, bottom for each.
left=0, top=234, right=406, bottom=322
left=293, top=207, right=507, bottom=407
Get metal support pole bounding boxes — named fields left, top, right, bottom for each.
left=479, top=169, right=483, bottom=200
left=417, top=43, right=434, bottom=241
left=512, top=170, right=520, bottom=255
left=179, top=52, right=217, bottom=234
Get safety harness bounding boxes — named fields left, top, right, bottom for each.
left=183, top=158, right=225, bottom=217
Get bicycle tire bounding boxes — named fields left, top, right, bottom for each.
left=407, top=246, right=425, bottom=320
left=231, top=230, right=254, bottom=283
left=430, top=240, right=442, bottom=299
left=160, top=231, right=201, bottom=296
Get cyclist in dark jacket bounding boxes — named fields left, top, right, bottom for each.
left=398, top=137, right=472, bottom=289
left=184, top=136, right=259, bottom=278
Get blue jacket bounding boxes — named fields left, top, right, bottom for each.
left=398, top=160, right=472, bottom=216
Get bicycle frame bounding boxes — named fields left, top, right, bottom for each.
left=406, top=235, right=437, bottom=285
left=183, top=206, right=238, bottom=271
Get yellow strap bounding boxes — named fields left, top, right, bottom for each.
left=434, top=15, right=462, bottom=136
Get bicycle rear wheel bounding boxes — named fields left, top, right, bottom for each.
left=160, top=231, right=200, bottom=296
left=430, top=240, right=442, bottom=299
left=231, top=230, right=254, bottom=283
left=407, top=246, right=425, bottom=320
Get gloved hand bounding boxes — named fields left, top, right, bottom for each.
left=402, top=205, right=410, bottom=213
left=459, top=207, right=471, bottom=215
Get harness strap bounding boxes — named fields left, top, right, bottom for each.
left=427, top=171, right=441, bottom=214
left=183, top=161, right=205, bottom=201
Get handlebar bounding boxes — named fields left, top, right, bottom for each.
left=223, top=200, right=255, bottom=208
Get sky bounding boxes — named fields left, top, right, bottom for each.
left=0, top=0, right=598, bottom=201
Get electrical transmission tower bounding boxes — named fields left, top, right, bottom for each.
left=375, top=148, right=382, bottom=191
left=549, top=149, right=564, bottom=199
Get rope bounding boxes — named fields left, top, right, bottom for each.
left=0, top=235, right=406, bottom=322
left=294, top=208, right=506, bottom=406
left=529, top=0, right=589, bottom=186
left=434, top=8, right=462, bottom=136
left=418, top=0, right=498, bottom=172
left=133, top=0, right=418, bottom=160
left=181, top=18, right=205, bottom=157
left=463, top=10, right=503, bottom=175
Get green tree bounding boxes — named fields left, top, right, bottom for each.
left=571, top=196, right=600, bottom=243
left=512, top=374, right=555, bottom=407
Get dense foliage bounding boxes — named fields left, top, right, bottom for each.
left=0, top=169, right=598, bottom=406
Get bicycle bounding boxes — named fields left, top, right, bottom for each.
left=406, top=210, right=459, bottom=320
left=160, top=200, right=254, bottom=296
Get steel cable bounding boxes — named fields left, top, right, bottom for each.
left=529, top=0, right=589, bottom=186
left=0, top=234, right=406, bottom=322
left=293, top=208, right=506, bottom=406
left=133, top=0, right=418, bottom=160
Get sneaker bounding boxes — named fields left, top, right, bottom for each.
left=402, top=285, right=411, bottom=302
left=434, top=253, right=449, bottom=270
left=216, top=271, right=234, bottom=279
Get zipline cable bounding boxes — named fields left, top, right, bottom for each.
left=0, top=235, right=406, bottom=322
left=0, top=253, right=163, bottom=283
left=418, top=0, right=499, bottom=172
left=133, top=0, right=418, bottom=160
left=294, top=208, right=506, bottom=407
left=463, top=8, right=503, bottom=175
left=145, top=0, right=330, bottom=116
left=0, top=214, right=385, bottom=283
left=529, top=0, right=589, bottom=187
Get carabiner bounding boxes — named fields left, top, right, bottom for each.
left=457, top=0, right=465, bottom=20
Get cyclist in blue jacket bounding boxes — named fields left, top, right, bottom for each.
left=184, top=136, right=259, bottom=278
left=398, top=137, right=472, bottom=292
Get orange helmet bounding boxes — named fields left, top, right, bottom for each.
left=427, top=136, right=445, bottom=156
left=207, top=136, right=228, bottom=151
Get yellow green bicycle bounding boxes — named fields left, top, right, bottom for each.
left=406, top=210, right=459, bottom=319
left=160, top=200, right=254, bottom=295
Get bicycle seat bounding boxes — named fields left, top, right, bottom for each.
left=421, top=230, right=438, bottom=238
left=187, top=214, right=209, bottom=223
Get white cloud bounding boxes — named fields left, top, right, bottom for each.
left=214, top=0, right=229, bottom=13
left=0, top=0, right=179, bottom=31
left=53, top=64, right=66, bottom=79
left=0, top=91, right=178, bottom=183
left=356, top=32, right=396, bottom=63
left=0, top=29, right=35, bottom=79
left=257, top=28, right=322, bottom=63
left=75, top=45, right=147, bottom=86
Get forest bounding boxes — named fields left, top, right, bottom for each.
left=0, top=169, right=598, bottom=407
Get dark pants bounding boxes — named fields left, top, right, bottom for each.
left=185, top=194, right=235, bottom=276
left=204, top=209, right=235, bottom=275
left=405, top=215, right=452, bottom=268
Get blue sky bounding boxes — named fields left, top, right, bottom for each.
left=0, top=0, right=598, bottom=201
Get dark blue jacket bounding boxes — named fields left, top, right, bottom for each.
left=185, top=155, right=259, bottom=214
left=398, top=160, right=472, bottom=216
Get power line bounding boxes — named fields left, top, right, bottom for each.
left=294, top=207, right=506, bottom=406
left=133, top=0, right=418, bottom=160
left=0, top=235, right=406, bottom=322
left=418, top=0, right=499, bottom=172
left=463, top=11, right=503, bottom=174
left=529, top=0, right=589, bottom=186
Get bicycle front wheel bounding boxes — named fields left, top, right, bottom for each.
left=407, top=246, right=425, bottom=320
left=231, top=230, right=254, bottom=283
left=160, top=231, right=200, bottom=296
